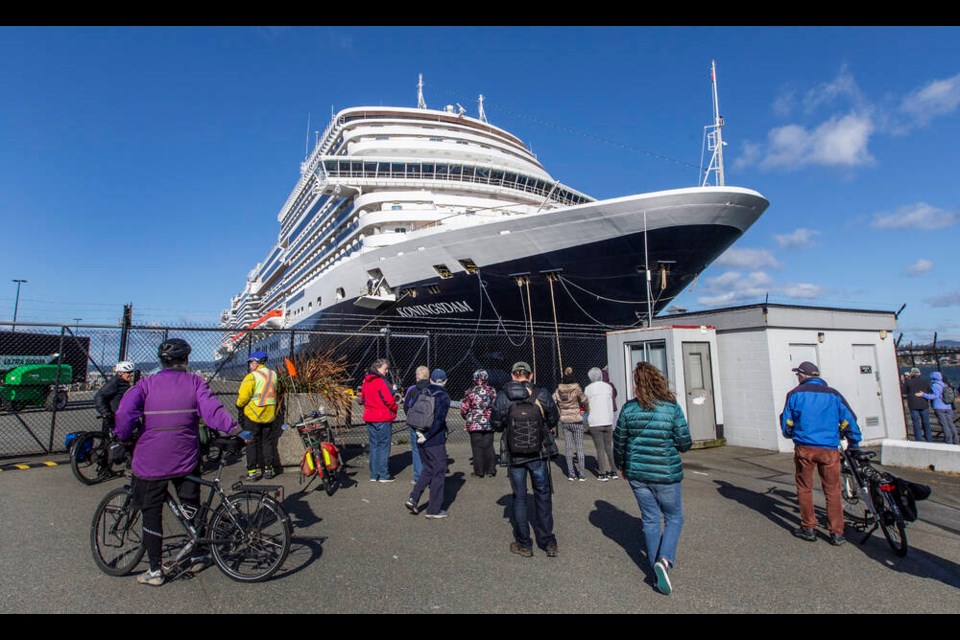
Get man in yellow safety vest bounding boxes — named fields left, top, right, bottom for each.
left=237, top=351, right=279, bottom=480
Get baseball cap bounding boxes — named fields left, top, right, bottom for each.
left=511, top=361, right=532, bottom=373
left=430, top=368, right=448, bottom=384
left=792, top=361, right=820, bottom=377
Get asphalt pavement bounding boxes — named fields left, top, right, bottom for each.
left=2, top=438, right=959, bottom=614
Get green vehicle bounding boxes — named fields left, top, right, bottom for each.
left=0, top=363, right=72, bottom=411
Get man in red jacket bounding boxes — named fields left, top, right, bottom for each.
left=361, top=357, right=399, bottom=482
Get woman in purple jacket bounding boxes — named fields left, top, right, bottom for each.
left=114, top=338, right=250, bottom=586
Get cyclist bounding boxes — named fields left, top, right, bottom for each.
left=114, top=338, right=251, bottom=586
left=94, top=361, right=136, bottom=431
left=236, top=351, right=280, bottom=480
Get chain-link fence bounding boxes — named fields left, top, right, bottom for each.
left=1, top=319, right=607, bottom=459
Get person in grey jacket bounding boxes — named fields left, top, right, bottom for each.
left=614, top=361, right=691, bottom=596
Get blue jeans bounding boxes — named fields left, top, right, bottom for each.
left=366, top=422, right=393, bottom=480
left=507, top=460, right=556, bottom=549
left=409, top=427, right=423, bottom=482
left=910, top=409, right=932, bottom=442
left=628, top=479, right=684, bottom=571
left=935, top=409, right=958, bottom=445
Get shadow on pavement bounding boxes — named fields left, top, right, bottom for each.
left=713, top=480, right=801, bottom=535
left=588, top=499, right=650, bottom=576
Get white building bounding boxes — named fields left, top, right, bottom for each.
left=606, top=303, right=904, bottom=452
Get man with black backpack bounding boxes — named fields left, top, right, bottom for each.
left=490, top=361, right=561, bottom=558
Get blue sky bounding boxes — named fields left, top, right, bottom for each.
left=1, top=26, right=958, bottom=343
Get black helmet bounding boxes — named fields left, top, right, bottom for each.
left=158, top=338, right=192, bottom=363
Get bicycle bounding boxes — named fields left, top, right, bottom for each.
left=68, top=418, right=132, bottom=485
left=90, top=437, right=292, bottom=583
left=294, top=410, right=344, bottom=496
left=839, top=438, right=913, bottom=557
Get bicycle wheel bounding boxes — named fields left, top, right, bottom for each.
left=72, top=433, right=111, bottom=485
left=875, top=487, right=909, bottom=557
left=209, top=492, right=291, bottom=582
left=90, top=487, right=145, bottom=576
left=840, top=466, right=869, bottom=524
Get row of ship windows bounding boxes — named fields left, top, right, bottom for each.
left=371, top=135, right=489, bottom=149
left=320, top=160, right=588, bottom=206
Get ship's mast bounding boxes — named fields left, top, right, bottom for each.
left=417, top=73, right=427, bottom=109
left=478, top=94, right=487, bottom=123
left=701, top=59, right=726, bottom=187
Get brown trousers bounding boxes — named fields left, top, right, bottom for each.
left=794, top=445, right=844, bottom=535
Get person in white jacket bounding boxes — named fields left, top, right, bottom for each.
left=584, top=367, right=617, bottom=481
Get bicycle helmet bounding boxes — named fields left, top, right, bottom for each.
left=115, top=361, right=135, bottom=373
left=247, top=351, right=268, bottom=363
left=158, top=338, right=192, bottom=363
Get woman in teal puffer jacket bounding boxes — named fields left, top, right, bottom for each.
left=614, top=361, right=691, bottom=596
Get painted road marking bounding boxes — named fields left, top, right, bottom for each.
left=0, top=460, right=63, bottom=472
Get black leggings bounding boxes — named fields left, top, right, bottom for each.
left=132, top=467, right=201, bottom=571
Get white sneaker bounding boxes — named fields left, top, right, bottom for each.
left=137, top=568, right=165, bottom=586
left=424, top=511, right=449, bottom=519
left=654, top=559, right=672, bottom=595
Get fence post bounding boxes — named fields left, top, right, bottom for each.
left=49, top=327, right=66, bottom=452
left=118, top=303, right=132, bottom=360
left=288, top=329, right=295, bottom=361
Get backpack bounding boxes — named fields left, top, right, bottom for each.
left=406, top=389, right=436, bottom=431
left=941, top=383, right=956, bottom=406
left=506, top=390, right=546, bottom=456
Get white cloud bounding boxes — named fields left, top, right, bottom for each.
left=905, top=259, right=934, bottom=276
left=781, top=283, right=823, bottom=299
left=759, top=112, right=875, bottom=171
left=871, top=202, right=959, bottom=230
left=696, top=270, right=826, bottom=306
left=803, top=66, right=866, bottom=113
left=772, top=89, right=796, bottom=118
left=774, top=228, right=820, bottom=249
left=900, top=73, right=960, bottom=126
left=714, top=248, right=780, bottom=270
left=732, top=141, right=762, bottom=172
left=925, top=290, right=960, bottom=308
left=697, top=271, right=774, bottom=306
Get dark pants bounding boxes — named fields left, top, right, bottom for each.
left=508, top=459, right=556, bottom=550
left=794, top=445, right=844, bottom=536
left=245, top=418, right=278, bottom=471
left=410, top=443, right=447, bottom=515
left=132, top=467, right=201, bottom=571
left=469, top=431, right=497, bottom=476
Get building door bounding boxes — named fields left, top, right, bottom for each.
left=681, top=342, right=717, bottom=442
left=851, top=344, right=886, bottom=441
left=788, top=343, right=819, bottom=373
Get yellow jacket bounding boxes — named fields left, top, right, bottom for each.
left=237, top=365, right=278, bottom=424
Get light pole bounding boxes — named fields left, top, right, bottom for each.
left=11, top=279, right=27, bottom=333
left=73, top=318, right=82, bottom=332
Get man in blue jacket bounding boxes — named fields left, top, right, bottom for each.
left=404, top=369, right=451, bottom=518
left=780, top=361, right=861, bottom=546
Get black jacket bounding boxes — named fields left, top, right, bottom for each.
left=94, top=375, right=131, bottom=417
left=490, top=380, right=560, bottom=465
left=902, top=376, right=930, bottom=411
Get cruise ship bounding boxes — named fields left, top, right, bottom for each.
left=220, top=72, right=769, bottom=354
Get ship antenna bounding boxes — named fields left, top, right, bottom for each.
left=417, top=73, right=427, bottom=109
left=304, top=112, right=311, bottom=159
left=701, top=59, right=726, bottom=187
left=478, top=94, right=488, bottom=123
